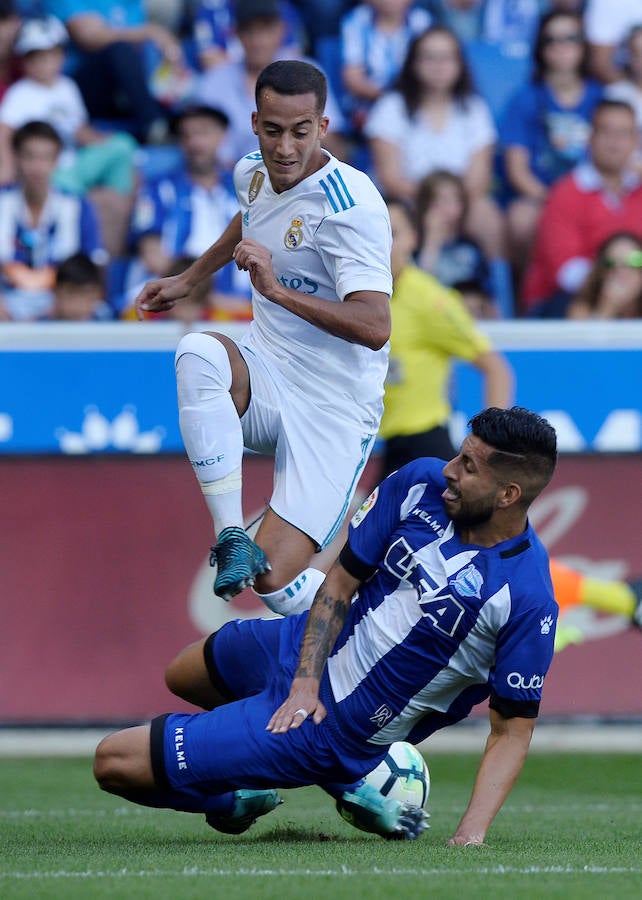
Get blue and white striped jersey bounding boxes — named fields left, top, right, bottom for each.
left=129, top=170, right=250, bottom=297
left=234, top=151, right=392, bottom=431
left=320, top=458, right=558, bottom=750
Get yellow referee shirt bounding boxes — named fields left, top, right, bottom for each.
left=379, top=265, right=492, bottom=440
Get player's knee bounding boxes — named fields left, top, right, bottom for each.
left=175, top=332, right=232, bottom=392
left=93, top=734, right=126, bottom=793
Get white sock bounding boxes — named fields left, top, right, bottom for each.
left=255, top=567, right=326, bottom=616
left=175, top=333, right=244, bottom=536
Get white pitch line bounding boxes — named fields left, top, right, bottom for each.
left=0, top=865, right=640, bottom=880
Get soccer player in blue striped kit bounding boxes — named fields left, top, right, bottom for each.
left=95, top=407, right=559, bottom=845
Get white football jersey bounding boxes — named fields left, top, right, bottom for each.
left=234, top=151, right=392, bottom=430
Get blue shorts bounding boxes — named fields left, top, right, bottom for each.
left=151, top=616, right=387, bottom=797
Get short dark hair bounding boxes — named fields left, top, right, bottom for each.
left=56, top=253, right=102, bottom=288
left=12, top=120, right=63, bottom=153
left=174, top=104, right=230, bottom=132
left=469, top=407, right=557, bottom=505
left=0, top=0, right=16, bottom=20
left=255, top=60, right=327, bottom=115
left=592, top=97, right=637, bottom=124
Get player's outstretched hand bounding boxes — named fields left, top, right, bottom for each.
left=266, top=677, right=326, bottom=734
left=135, top=274, right=192, bottom=320
left=233, top=238, right=280, bottom=300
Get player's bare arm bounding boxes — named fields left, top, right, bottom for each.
left=233, top=237, right=390, bottom=349
left=266, top=561, right=359, bottom=734
left=135, top=213, right=243, bottom=320
left=447, top=709, right=535, bottom=846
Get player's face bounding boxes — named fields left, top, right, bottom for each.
left=252, top=90, right=329, bottom=193
left=441, top=435, right=504, bottom=528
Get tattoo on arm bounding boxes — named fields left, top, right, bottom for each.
left=295, top=566, right=353, bottom=680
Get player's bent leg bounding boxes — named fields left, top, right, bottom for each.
left=176, top=332, right=274, bottom=600
left=94, top=725, right=156, bottom=795
left=95, top=716, right=283, bottom=831
left=251, top=509, right=323, bottom=613
left=165, top=637, right=230, bottom=710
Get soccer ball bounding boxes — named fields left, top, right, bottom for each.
left=364, top=741, right=430, bottom=810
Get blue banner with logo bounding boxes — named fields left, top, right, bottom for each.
left=1, top=321, right=641, bottom=454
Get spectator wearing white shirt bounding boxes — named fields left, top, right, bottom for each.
left=365, top=25, right=506, bottom=260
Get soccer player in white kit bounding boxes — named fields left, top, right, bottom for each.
left=135, top=60, right=392, bottom=611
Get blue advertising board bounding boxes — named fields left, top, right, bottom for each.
left=1, top=320, right=641, bottom=454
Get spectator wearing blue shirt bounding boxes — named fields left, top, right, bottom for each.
left=0, top=120, right=106, bottom=321
left=193, top=0, right=305, bottom=71
left=124, top=104, right=251, bottom=319
left=501, top=10, right=603, bottom=275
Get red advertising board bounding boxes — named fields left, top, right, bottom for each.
left=0, top=454, right=640, bottom=722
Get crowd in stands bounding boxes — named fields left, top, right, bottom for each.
left=0, top=0, right=641, bottom=323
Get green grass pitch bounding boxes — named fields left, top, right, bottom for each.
left=1, top=753, right=640, bottom=899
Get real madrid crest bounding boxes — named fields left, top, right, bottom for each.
left=248, top=170, right=264, bottom=203
left=284, top=217, right=304, bottom=250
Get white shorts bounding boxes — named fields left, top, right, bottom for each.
left=238, top=343, right=376, bottom=549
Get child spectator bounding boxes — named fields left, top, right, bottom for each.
left=0, top=16, right=137, bottom=257
left=193, top=0, right=305, bottom=70
left=501, top=10, right=603, bottom=274
left=50, top=251, right=111, bottom=320
left=340, top=0, right=432, bottom=130
left=414, top=169, right=493, bottom=294
left=365, top=26, right=506, bottom=264
left=0, top=120, right=106, bottom=321
left=123, top=105, right=251, bottom=320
